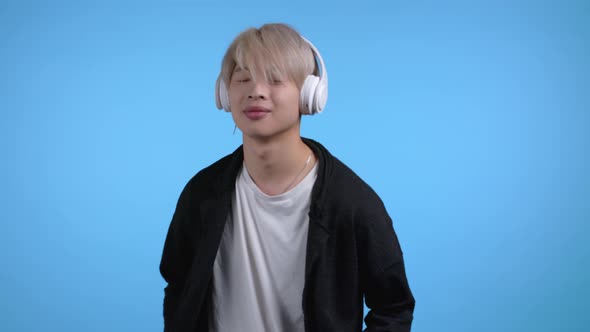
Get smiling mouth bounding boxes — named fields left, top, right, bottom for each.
left=243, top=106, right=270, bottom=120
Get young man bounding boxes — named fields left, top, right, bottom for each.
left=160, top=23, right=415, bottom=332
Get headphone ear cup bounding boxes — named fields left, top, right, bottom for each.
left=300, top=75, right=319, bottom=114
left=215, top=76, right=231, bottom=112
left=313, top=78, right=328, bottom=114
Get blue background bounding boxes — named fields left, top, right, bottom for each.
left=1, top=0, right=588, bottom=331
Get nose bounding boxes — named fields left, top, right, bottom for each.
left=248, top=80, right=269, bottom=100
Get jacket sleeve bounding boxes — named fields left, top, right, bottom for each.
left=159, top=184, right=196, bottom=332
left=357, top=196, right=415, bottom=332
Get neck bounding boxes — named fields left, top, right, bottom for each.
left=242, top=133, right=314, bottom=196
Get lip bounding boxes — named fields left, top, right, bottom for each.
left=243, top=106, right=271, bottom=120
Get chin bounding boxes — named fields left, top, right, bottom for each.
left=243, top=130, right=278, bottom=141
left=239, top=119, right=300, bottom=140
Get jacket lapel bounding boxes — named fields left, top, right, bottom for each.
left=304, top=210, right=331, bottom=279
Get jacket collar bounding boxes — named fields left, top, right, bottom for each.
left=211, top=137, right=333, bottom=232
left=303, top=137, right=332, bottom=231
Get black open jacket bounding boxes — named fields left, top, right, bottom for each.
left=160, top=138, right=415, bottom=332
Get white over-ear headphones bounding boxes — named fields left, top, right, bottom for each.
left=215, top=36, right=328, bottom=115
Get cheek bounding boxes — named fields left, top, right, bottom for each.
left=228, top=90, right=240, bottom=107
left=228, top=85, right=246, bottom=103
left=279, top=90, right=301, bottom=115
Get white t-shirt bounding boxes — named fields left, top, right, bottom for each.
left=209, top=162, right=318, bottom=332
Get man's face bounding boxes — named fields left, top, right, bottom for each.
left=228, top=66, right=301, bottom=141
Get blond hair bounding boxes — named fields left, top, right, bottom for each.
left=220, top=23, right=317, bottom=89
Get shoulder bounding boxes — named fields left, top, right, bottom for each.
left=326, top=155, right=386, bottom=212
left=324, top=154, right=399, bottom=254
left=305, top=138, right=386, bottom=213
left=177, top=147, right=242, bottom=205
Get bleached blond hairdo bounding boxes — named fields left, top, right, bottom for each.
left=220, top=23, right=318, bottom=89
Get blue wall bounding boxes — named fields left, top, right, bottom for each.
left=1, top=0, right=588, bottom=331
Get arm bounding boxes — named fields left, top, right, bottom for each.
left=358, top=198, right=415, bottom=331
left=159, top=186, right=195, bottom=331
